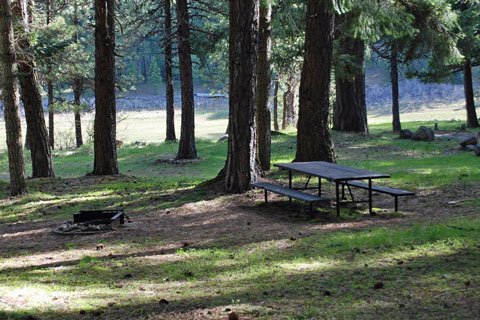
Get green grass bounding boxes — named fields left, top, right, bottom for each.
left=0, top=119, right=479, bottom=319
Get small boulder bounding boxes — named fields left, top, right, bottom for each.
left=412, top=126, right=435, bottom=141
left=460, top=135, right=477, bottom=147
left=399, top=129, right=414, bottom=139
left=217, top=134, right=228, bottom=142
left=474, top=144, right=480, bottom=156
left=466, top=145, right=475, bottom=152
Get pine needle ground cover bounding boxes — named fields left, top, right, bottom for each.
left=0, top=120, right=479, bottom=319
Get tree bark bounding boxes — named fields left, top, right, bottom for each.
left=282, top=89, right=287, bottom=130
left=46, top=0, right=54, bottom=149
left=73, top=1, right=83, bottom=148
left=176, top=0, right=197, bottom=159
left=273, top=75, right=279, bottom=131
left=223, top=0, right=259, bottom=193
left=333, top=37, right=368, bottom=133
left=255, top=0, right=272, bottom=172
left=164, top=0, right=176, bottom=141
left=93, top=0, right=118, bottom=175
left=25, top=126, right=31, bottom=150
left=463, top=59, right=480, bottom=128
left=14, top=0, right=55, bottom=178
left=284, top=75, right=296, bottom=127
left=0, top=0, right=27, bottom=195
left=48, top=78, right=54, bottom=148
left=295, top=0, right=335, bottom=163
left=73, top=79, right=83, bottom=148
left=390, top=43, right=401, bottom=132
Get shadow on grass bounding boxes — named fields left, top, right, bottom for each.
left=1, top=239, right=479, bottom=319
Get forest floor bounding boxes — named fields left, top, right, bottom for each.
left=0, top=120, right=479, bottom=319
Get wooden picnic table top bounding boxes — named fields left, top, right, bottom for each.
left=274, top=161, right=390, bottom=182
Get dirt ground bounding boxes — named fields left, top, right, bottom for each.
left=1, top=175, right=478, bottom=269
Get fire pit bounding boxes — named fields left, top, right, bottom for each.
left=53, top=210, right=126, bottom=235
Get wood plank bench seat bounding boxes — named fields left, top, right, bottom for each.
left=339, top=180, right=414, bottom=212
left=251, top=182, right=326, bottom=213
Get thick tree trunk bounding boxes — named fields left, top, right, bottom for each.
left=176, top=0, right=197, bottom=159
left=0, top=0, right=27, bottom=196
left=14, top=0, right=54, bottom=178
left=46, top=0, right=54, bottom=149
left=224, top=0, right=259, bottom=193
left=256, top=0, right=272, bottom=172
left=73, top=80, right=83, bottom=148
left=93, top=0, right=118, bottom=175
left=273, top=76, right=279, bottom=131
left=463, top=59, right=480, bottom=128
left=390, top=44, right=401, bottom=132
left=333, top=37, right=368, bottom=133
left=164, top=0, right=176, bottom=141
left=295, top=0, right=335, bottom=162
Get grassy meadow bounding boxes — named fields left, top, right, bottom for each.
left=0, top=102, right=479, bottom=319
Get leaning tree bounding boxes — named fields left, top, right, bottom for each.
left=13, top=0, right=55, bottom=178
left=0, top=0, right=27, bottom=195
left=93, top=0, right=118, bottom=175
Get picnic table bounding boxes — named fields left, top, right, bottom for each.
left=274, top=161, right=391, bottom=216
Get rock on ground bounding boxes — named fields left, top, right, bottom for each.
left=460, top=135, right=477, bottom=147
left=400, top=129, right=414, bottom=139
left=474, top=144, right=480, bottom=156
left=412, top=126, right=435, bottom=141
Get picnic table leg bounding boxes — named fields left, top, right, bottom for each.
left=368, top=178, right=373, bottom=215
left=264, top=190, right=268, bottom=204
left=318, top=177, right=322, bottom=196
left=288, top=170, right=292, bottom=203
left=336, top=181, right=340, bottom=217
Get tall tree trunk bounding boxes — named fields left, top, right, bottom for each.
left=25, top=127, right=31, bottom=150
left=176, top=0, right=197, bottom=159
left=273, top=75, right=279, bottom=131
left=73, top=80, right=83, bottom=148
left=48, top=77, right=54, bottom=148
left=73, top=1, right=83, bottom=148
left=333, top=36, right=368, bottom=133
left=282, top=89, right=287, bottom=130
left=285, top=75, right=296, bottom=127
left=46, top=0, right=54, bottom=149
left=295, top=0, right=335, bottom=162
left=0, top=0, right=27, bottom=196
left=256, top=0, right=272, bottom=172
left=164, top=0, right=176, bottom=141
left=390, top=43, right=401, bottom=132
left=224, top=0, right=259, bottom=193
left=14, top=0, right=54, bottom=178
left=93, top=0, right=118, bottom=175
left=463, top=59, right=480, bottom=128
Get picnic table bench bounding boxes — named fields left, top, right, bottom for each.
left=339, top=181, right=415, bottom=212
left=251, top=182, right=326, bottom=213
